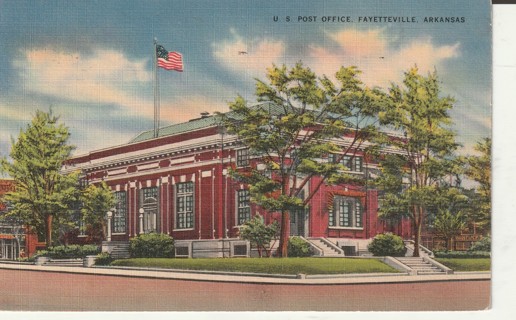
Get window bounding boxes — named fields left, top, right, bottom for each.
left=329, top=153, right=363, bottom=172
left=176, top=182, right=194, bottom=229
left=237, top=148, right=250, bottom=167
left=329, top=196, right=363, bottom=228
left=237, top=189, right=251, bottom=225
left=113, top=191, right=127, bottom=233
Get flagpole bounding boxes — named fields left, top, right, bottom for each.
left=153, top=37, right=159, bottom=138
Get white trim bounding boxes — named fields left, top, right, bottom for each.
left=108, top=168, right=127, bottom=176
left=328, top=227, right=364, bottom=231
left=137, top=162, right=160, bottom=171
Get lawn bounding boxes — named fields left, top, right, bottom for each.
left=110, top=257, right=399, bottom=275
left=435, top=258, right=491, bottom=272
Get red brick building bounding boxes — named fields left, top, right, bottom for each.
left=0, top=179, right=40, bottom=259
left=63, top=105, right=412, bottom=255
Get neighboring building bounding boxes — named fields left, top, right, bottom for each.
left=63, top=104, right=412, bottom=255
left=0, top=179, right=39, bottom=259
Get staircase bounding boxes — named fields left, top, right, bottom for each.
left=395, top=257, right=450, bottom=275
left=102, top=241, right=130, bottom=259
left=306, top=237, right=344, bottom=257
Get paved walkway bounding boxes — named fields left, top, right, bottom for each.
left=0, top=261, right=490, bottom=285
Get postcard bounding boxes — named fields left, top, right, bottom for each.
left=0, top=0, right=494, bottom=315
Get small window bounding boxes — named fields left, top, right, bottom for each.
left=237, top=148, right=250, bottom=167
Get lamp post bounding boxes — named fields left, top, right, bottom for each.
left=106, top=210, right=113, bottom=242
left=139, top=208, right=144, bottom=234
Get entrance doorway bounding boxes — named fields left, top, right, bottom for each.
left=140, top=187, right=160, bottom=234
left=290, top=208, right=309, bottom=237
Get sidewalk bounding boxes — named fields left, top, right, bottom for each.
left=0, top=261, right=491, bottom=285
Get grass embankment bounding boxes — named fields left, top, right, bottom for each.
left=435, top=258, right=491, bottom=272
left=111, top=257, right=399, bottom=275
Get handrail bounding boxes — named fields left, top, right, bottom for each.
left=316, top=237, right=345, bottom=255
left=404, top=240, right=434, bottom=257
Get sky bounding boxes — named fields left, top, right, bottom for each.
left=0, top=0, right=491, bottom=157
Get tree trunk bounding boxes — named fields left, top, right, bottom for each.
left=45, top=214, right=53, bottom=248
left=412, top=210, right=422, bottom=257
left=277, top=210, right=290, bottom=257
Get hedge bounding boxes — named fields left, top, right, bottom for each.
left=434, top=250, right=491, bottom=259
left=130, top=233, right=175, bottom=258
left=34, top=244, right=100, bottom=259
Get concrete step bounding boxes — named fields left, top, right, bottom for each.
left=307, top=238, right=344, bottom=257
left=43, top=259, right=83, bottom=267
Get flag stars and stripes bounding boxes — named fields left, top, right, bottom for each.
left=156, top=44, right=183, bottom=72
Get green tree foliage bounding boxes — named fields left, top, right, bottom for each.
left=223, top=62, right=383, bottom=257
left=375, top=67, right=461, bottom=257
left=239, top=215, right=279, bottom=257
left=80, top=181, right=116, bottom=242
left=463, top=138, right=491, bottom=233
left=1, top=110, right=78, bottom=247
left=433, top=210, right=466, bottom=251
left=367, top=233, right=407, bottom=257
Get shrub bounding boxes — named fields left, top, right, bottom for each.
left=468, top=236, right=491, bottom=252
left=434, top=250, right=491, bottom=259
left=130, top=233, right=174, bottom=258
left=240, top=215, right=279, bottom=257
left=34, top=245, right=100, bottom=259
left=94, top=252, right=113, bottom=265
left=367, top=233, right=407, bottom=257
left=287, top=237, right=312, bottom=257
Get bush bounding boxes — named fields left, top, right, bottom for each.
left=94, top=252, right=113, bottom=265
left=130, top=233, right=174, bottom=258
left=240, top=215, right=279, bottom=257
left=434, top=250, right=491, bottom=259
left=367, top=233, right=407, bottom=257
left=468, top=236, right=491, bottom=252
left=34, top=244, right=100, bottom=259
left=287, top=237, right=312, bottom=257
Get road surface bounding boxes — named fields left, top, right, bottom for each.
left=0, top=268, right=490, bottom=311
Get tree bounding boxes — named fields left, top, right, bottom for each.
left=433, top=210, right=466, bottom=251
left=223, top=62, right=383, bottom=257
left=80, top=181, right=116, bottom=242
left=239, top=215, right=279, bottom=257
left=376, top=66, right=460, bottom=257
left=463, top=137, right=491, bottom=233
left=0, top=110, right=78, bottom=248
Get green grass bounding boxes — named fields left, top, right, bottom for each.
left=110, top=257, right=399, bottom=275
left=435, top=258, right=491, bottom=272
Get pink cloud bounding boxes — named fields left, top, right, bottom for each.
left=308, top=29, right=461, bottom=88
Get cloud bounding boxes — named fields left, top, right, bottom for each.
left=13, top=48, right=153, bottom=110
left=213, top=29, right=285, bottom=77
left=308, top=29, right=461, bottom=88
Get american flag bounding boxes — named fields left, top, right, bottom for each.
left=156, top=44, right=183, bottom=72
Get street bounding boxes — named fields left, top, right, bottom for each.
left=0, top=268, right=490, bottom=311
